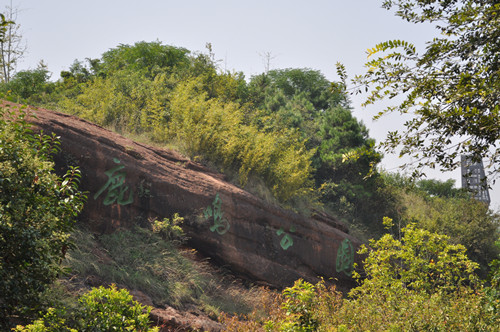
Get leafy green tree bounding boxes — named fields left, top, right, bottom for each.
left=60, top=60, right=92, bottom=84
left=95, top=41, right=191, bottom=78
left=416, top=178, right=463, bottom=198
left=355, top=223, right=479, bottom=294
left=1, top=62, right=52, bottom=100
left=248, top=68, right=389, bottom=230
left=248, top=68, right=380, bottom=182
left=346, top=0, right=500, bottom=176
left=0, top=104, right=86, bottom=328
left=334, top=224, right=497, bottom=331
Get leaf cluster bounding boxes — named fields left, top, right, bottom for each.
left=350, top=0, right=500, bottom=177
left=382, top=172, right=500, bottom=276
left=0, top=104, right=86, bottom=328
left=13, top=285, right=158, bottom=331
left=224, top=225, right=499, bottom=331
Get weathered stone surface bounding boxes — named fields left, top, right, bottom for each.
left=150, top=307, right=223, bottom=332
left=19, top=103, right=362, bottom=290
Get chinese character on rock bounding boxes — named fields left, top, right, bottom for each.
left=94, top=158, right=134, bottom=206
left=203, top=193, right=230, bottom=235
left=336, top=238, right=354, bottom=276
left=276, top=225, right=296, bottom=250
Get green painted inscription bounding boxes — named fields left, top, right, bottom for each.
left=336, top=238, right=354, bottom=276
left=94, top=158, right=134, bottom=206
left=276, top=225, right=295, bottom=250
left=204, top=193, right=230, bottom=235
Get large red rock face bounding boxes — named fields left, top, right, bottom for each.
left=23, top=104, right=363, bottom=289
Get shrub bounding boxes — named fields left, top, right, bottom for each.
left=266, top=279, right=320, bottom=332
left=76, top=285, right=157, bottom=331
left=14, top=285, right=158, bottom=331
left=0, top=104, right=86, bottom=327
left=222, top=225, right=499, bottom=331
left=151, top=212, right=185, bottom=242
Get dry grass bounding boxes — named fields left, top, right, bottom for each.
left=61, top=223, right=267, bottom=320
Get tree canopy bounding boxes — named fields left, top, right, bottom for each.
left=345, top=0, right=500, bottom=178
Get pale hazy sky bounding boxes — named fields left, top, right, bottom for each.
left=6, top=0, right=499, bottom=209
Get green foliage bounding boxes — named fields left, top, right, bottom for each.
left=0, top=63, right=52, bottom=100
left=166, top=77, right=315, bottom=201
left=336, top=224, right=494, bottom=331
left=13, top=285, right=158, bottom=332
left=95, top=40, right=191, bottom=78
left=266, top=279, right=319, bottom=332
left=0, top=104, right=86, bottom=327
left=247, top=68, right=387, bottom=222
left=151, top=212, right=185, bottom=242
left=223, top=226, right=499, bottom=331
left=482, top=240, right=500, bottom=324
left=416, top=178, right=464, bottom=198
left=13, top=308, right=77, bottom=332
left=349, top=0, right=500, bottom=176
left=0, top=12, right=13, bottom=42
left=382, top=172, right=500, bottom=275
left=77, top=285, right=157, bottom=331
left=354, top=223, right=479, bottom=294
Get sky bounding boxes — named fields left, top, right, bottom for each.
left=5, top=0, right=499, bottom=210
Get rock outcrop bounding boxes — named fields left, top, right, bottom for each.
left=18, top=103, right=362, bottom=290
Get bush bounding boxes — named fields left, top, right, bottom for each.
left=222, top=225, right=499, bottom=331
left=151, top=212, right=185, bottom=242
left=14, top=285, right=158, bottom=331
left=77, top=285, right=157, bottom=331
left=265, top=279, right=320, bottom=332
left=0, top=104, right=86, bottom=328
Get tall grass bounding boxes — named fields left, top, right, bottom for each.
left=63, top=224, right=264, bottom=318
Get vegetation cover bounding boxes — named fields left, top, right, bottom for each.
left=343, top=0, right=500, bottom=178
left=1, top=39, right=391, bottom=231
left=0, top=104, right=85, bottom=327
left=223, top=225, right=500, bottom=331
left=1, top=0, right=499, bottom=329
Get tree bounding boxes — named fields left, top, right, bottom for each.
left=0, top=104, right=86, bottom=327
left=384, top=173, right=500, bottom=275
left=0, top=13, right=12, bottom=41
left=1, top=61, right=52, bottom=100
left=344, top=0, right=500, bottom=177
left=0, top=4, right=26, bottom=83
left=248, top=68, right=389, bottom=231
left=96, top=41, right=191, bottom=78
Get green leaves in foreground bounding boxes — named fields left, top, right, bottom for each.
left=0, top=105, right=86, bottom=327
left=353, top=223, right=479, bottom=295
left=350, top=0, right=500, bottom=177
left=224, top=224, right=499, bottom=331
left=14, top=285, right=158, bottom=332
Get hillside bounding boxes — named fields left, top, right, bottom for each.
left=24, top=101, right=362, bottom=288
left=0, top=100, right=364, bottom=329
left=2, top=98, right=499, bottom=330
